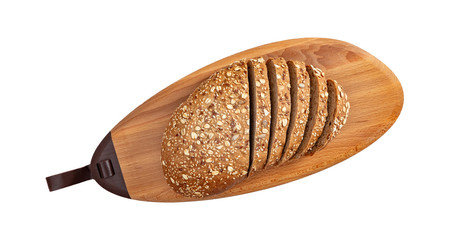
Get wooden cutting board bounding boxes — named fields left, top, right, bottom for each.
left=47, top=38, right=403, bottom=202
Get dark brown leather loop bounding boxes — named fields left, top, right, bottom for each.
left=46, top=165, right=92, bottom=191
left=46, top=132, right=129, bottom=198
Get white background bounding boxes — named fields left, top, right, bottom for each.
left=1, top=0, right=448, bottom=239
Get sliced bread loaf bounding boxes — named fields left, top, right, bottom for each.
left=308, top=79, right=350, bottom=154
left=161, top=58, right=350, bottom=198
left=161, top=60, right=250, bottom=198
left=279, top=61, right=310, bottom=164
left=294, top=65, right=328, bottom=158
left=265, top=58, right=291, bottom=168
left=248, top=57, right=271, bottom=175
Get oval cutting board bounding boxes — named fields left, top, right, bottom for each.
left=47, top=38, right=403, bottom=202
left=107, top=38, right=403, bottom=202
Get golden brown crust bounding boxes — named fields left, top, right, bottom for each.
left=248, top=58, right=271, bottom=175
left=161, top=60, right=250, bottom=198
left=265, top=58, right=291, bottom=168
left=279, top=61, right=310, bottom=164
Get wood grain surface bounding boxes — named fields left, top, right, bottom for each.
left=110, top=38, right=403, bottom=202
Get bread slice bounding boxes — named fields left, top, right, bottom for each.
left=278, top=61, right=310, bottom=164
left=161, top=60, right=250, bottom=198
left=333, top=83, right=350, bottom=140
left=247, top=58, right=271, bottom=175
left=294, top=65, right=328, bottom=158
left=308, top=80, right=350, bottom=154
left=265, top=58, right=291, bottom=168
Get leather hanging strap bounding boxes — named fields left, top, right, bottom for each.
left=46, top=165, right=92, bottom=192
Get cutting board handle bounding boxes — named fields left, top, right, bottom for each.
left=46, top=133, right=130, bottom=198
left=46, top=165, right=91, bottom=191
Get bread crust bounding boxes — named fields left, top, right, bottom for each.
left=265, top=58, right=291, bottom=168
left=161, top=60, right=250, bottom=198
